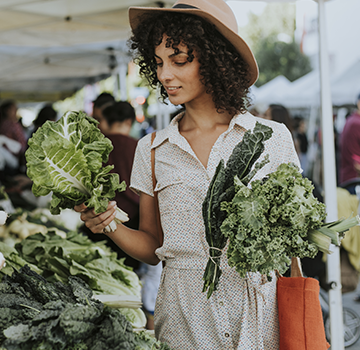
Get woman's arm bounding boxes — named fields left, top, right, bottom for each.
left=74, top=192, right=161, bottom=265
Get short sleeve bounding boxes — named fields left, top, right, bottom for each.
left=278, top=123, right=302, bottom=170
left=130, top=133, right=154, bottom=197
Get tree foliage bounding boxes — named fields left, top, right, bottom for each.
left=254, top=35, right=312, bottom=87
left=238, top=3, right=312, bottom=87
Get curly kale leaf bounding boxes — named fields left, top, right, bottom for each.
left=221, top=163, right=326, bottom=279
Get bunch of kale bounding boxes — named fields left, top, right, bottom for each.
left=0, top=265, right=170, bottom=350
left=202, top=122, right=273, bottom=298
left=202, top=122, right=359, bottom=298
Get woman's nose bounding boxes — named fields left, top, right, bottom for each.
left=158, top=63, right=174, bottom=83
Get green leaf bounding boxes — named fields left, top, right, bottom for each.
left=25, top=111, right=125, bottom=215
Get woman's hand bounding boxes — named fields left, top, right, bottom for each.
left=74, top=201, right=117, bottom=234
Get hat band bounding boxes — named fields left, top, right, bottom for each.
left=172, top=4, right=199, bottom=9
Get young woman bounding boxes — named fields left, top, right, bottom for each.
left=75, top=1, right=300, bottom=349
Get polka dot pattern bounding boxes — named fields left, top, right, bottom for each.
left=130, top=112, right=301, bottom=350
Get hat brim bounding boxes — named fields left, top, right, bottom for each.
left=128, top=7, right=258, bottom=87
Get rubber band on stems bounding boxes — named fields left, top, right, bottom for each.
left=209, top=247, right=223, bottom=265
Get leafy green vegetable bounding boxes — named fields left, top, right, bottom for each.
left=134, top=330, right=172, bottom=350
left=202, top=122, right=360, bottom=298
left=221, top=163, right=324, bottom=279
left=0, top=265, right=172, bottom=350
left=221, top=162, right=360, bottom=281
left=25, top=111, right=128, bottom=232
left=0, top=266, right=133, bottom=349
left=202, top=122, right=273, bottom=298
left=0, top=231, right=145, bottom=328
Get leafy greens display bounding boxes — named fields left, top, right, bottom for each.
left=0, top=265, right=171, bottom=350
left=202, top=122, right=360, bottom=298
left=25, top=111, right=128, bottom=232
left=0, top=230, right=146, bottom=328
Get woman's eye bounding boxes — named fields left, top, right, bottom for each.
left=156, top=62, right=163, bottom=67
left=175, top=62, right=186, bottom=66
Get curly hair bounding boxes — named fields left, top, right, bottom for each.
left=128, top=12, right=252, bottom=115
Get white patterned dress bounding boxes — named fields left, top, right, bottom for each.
left=130, top=112, right=300, bottom=350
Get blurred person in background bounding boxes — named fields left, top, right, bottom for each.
left=339, top=93, right=360, bottom=193
left=102, top=101, right=140, bottom=232
left=261, top=103, right=300, bottom=155
left=0, top=100, right=34, bottom=208
left=0, top=99, right=28, bottom=179
left=91, top=92, right=115, bottom=133
left=31, top=104, right=57, bottom=136
left=0, top=100, right=27, bottom=157
left=102, top=101, right=162, bottom=330
left=83, top=100, right=140, bottom=267
left=293, top=116, right=309, bottom=176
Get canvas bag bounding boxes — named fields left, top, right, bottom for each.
left=277, top=257, right=330, bottom=350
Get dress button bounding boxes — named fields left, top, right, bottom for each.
left=224, top=333, right=230, bottom=338
left=219, top=301, right=224, bottom=306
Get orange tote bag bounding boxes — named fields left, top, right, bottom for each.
left=277, top=257, right=330, bottom=350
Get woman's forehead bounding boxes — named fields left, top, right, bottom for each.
left=155, top=35, right=188, bottom=55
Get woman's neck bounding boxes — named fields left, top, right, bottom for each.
left=180, top=100, right=234, bottom=133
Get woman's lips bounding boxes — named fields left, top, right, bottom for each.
left=165, top=86, right=181, bottom=95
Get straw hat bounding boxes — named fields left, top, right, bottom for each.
left=128, top=0, right=259, bottom=87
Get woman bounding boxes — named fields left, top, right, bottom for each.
left=75, top=1, right=300, bottom=349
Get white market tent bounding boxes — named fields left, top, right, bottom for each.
left=0, top=0, right=174, bottom=101
left=252, top=60, right=360, bottom=109
left=332, top=58, right=360, bottom=106
left=251, top=75, right=291, bottom=108
left=253, top=70, right=321, bottom=108
left=0, top=0, right=345, bottom=347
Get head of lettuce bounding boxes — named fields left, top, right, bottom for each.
left=25, top=111, right=128, bottom=232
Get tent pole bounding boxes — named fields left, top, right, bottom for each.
left=318, top=0, right=344, bottom=348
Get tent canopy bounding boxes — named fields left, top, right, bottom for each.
left=252, top=59, right=360, bottom=109
left=0, top=0, right=174, bottom=101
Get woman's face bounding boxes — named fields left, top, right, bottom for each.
left=155, top=36, right=209, bottom=107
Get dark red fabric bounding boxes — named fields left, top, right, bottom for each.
left=106, top=133, right=139, bottom=221
left=277, top=276, right=330, bottom=350
left=0, top=119, right=27, bottom=153
left=339, top=111, right=360, bottom=183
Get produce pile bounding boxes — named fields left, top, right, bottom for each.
left=25, top=111, right=128, bottom=232
left=0, top=265, right=171, bottom=350
left=202, top=122, right=360, bottom=298
left=0, top=230, right=146, bottom=328
left=0, top=208, right=73, bottom=247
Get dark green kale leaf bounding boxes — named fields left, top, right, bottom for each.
left=202, top=160, right=228, bottom=298
left=224, top=121, right=273, bottom=186
left=0, top=266, right=151, bottom=350
left=84, top=307, right=135, bottom=350
left=6, top=265, right=75, bottom=305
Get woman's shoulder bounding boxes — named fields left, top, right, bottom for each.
left=137, top=132, right=153, bottom=148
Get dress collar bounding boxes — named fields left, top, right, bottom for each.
left=150, top=110, right=258, bottom=149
